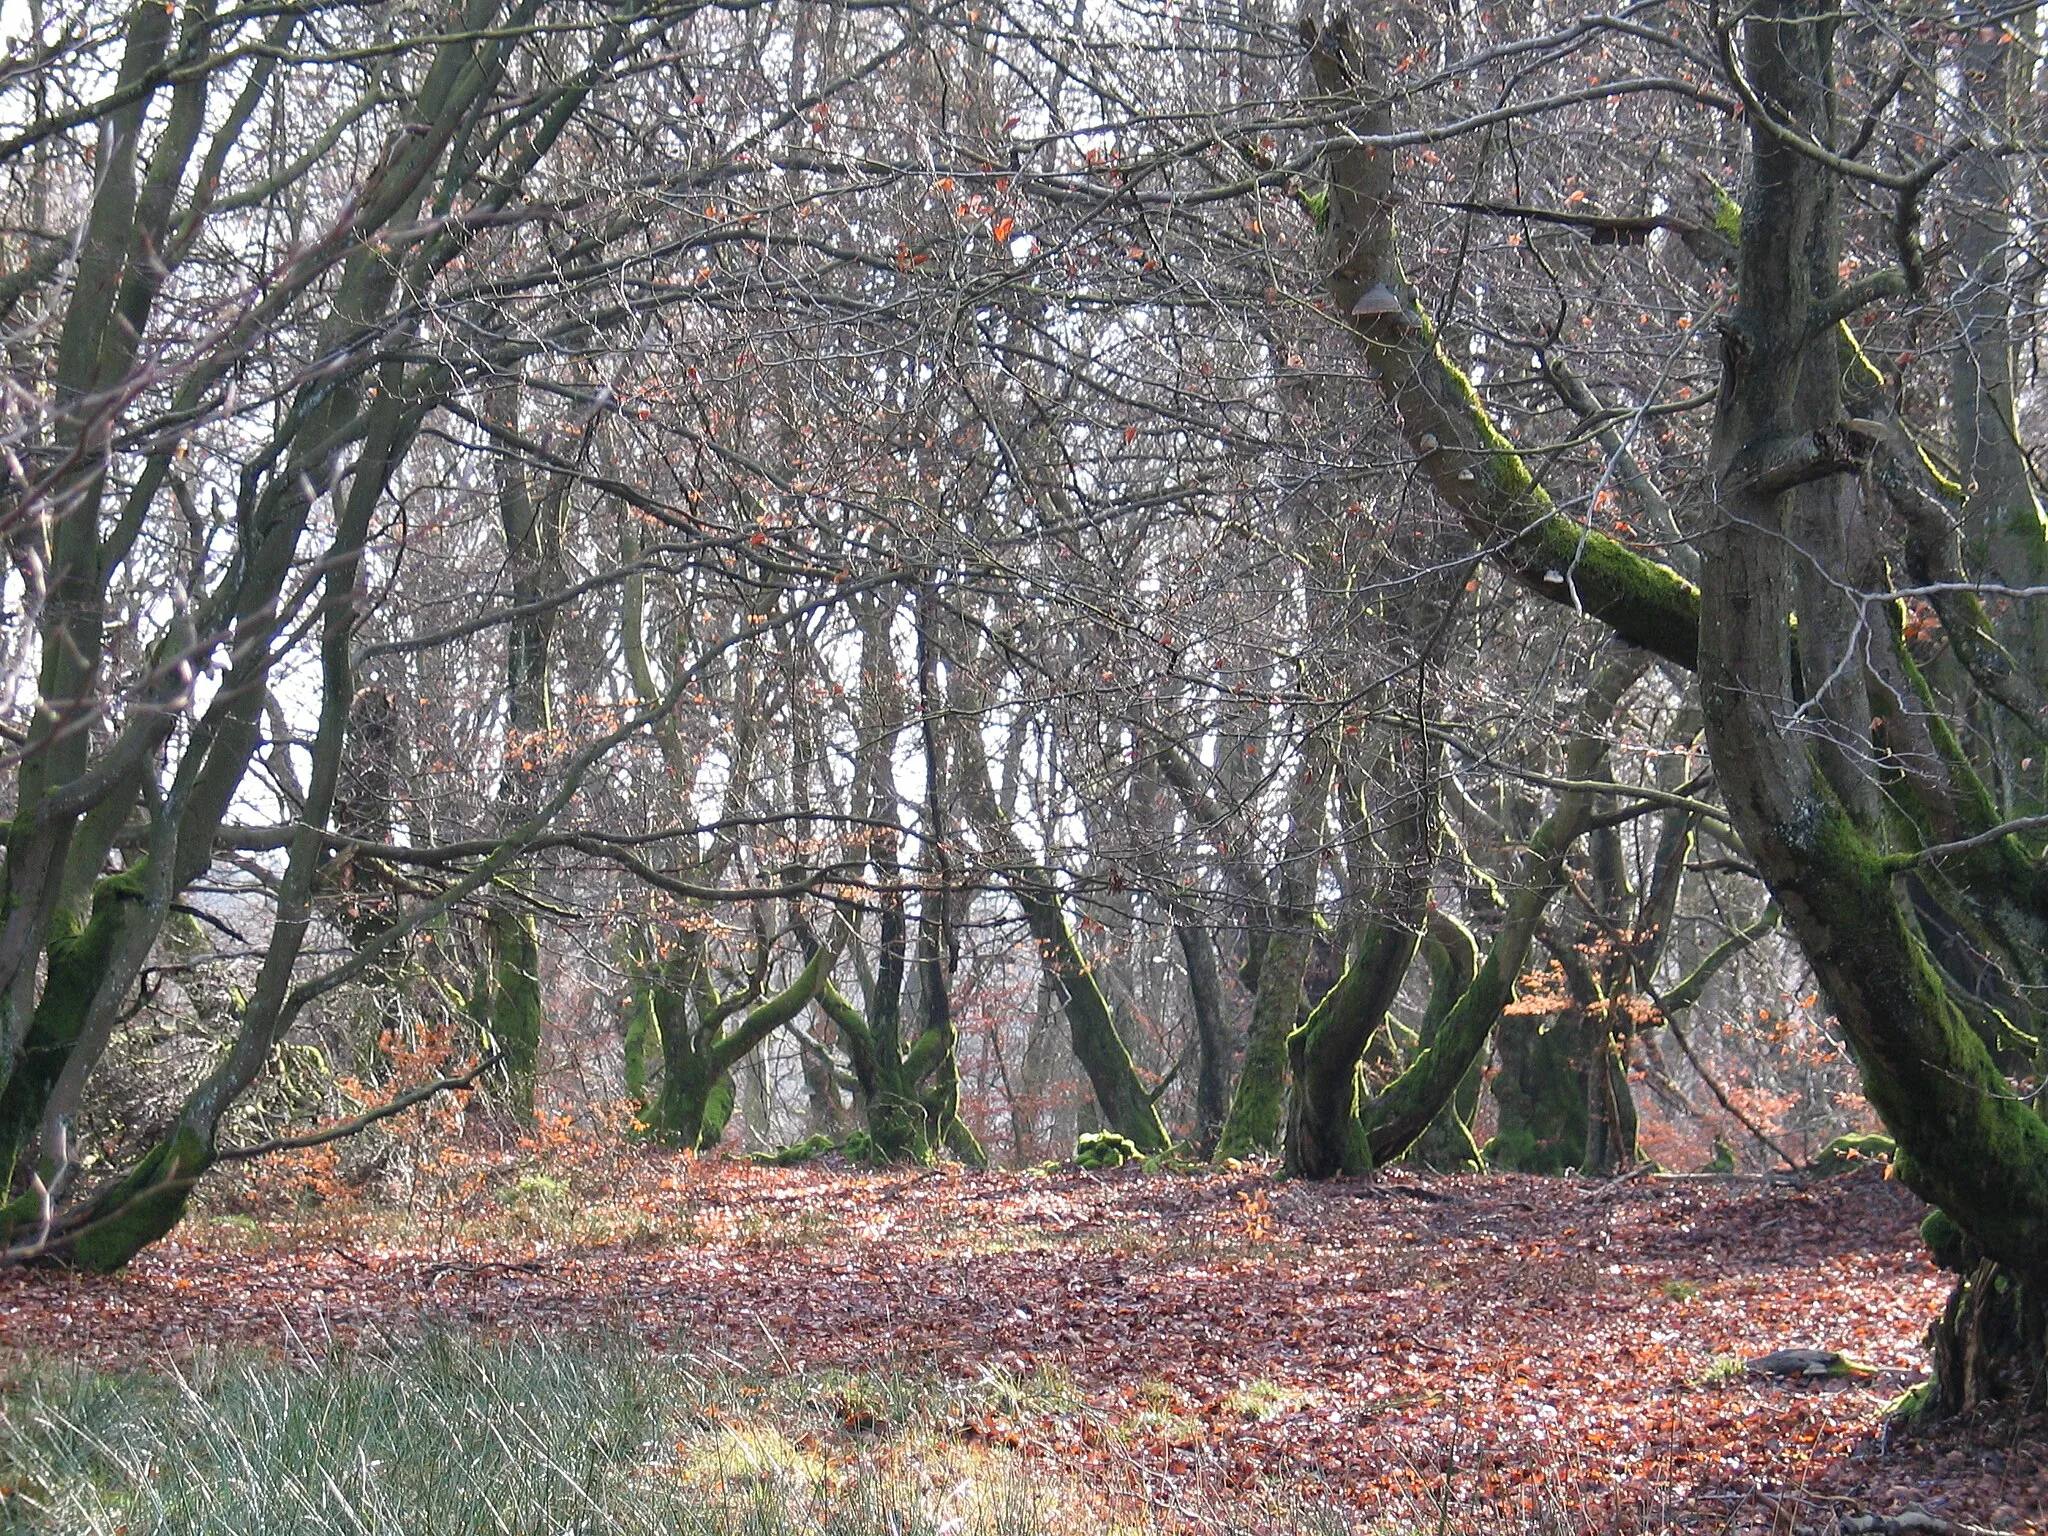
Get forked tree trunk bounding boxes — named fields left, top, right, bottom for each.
left=635, top=936, right=830, bottom=1152
left=1699, top=1, right=2048, bottom=1397
left=1403, top=912, right=1482, bottom=1172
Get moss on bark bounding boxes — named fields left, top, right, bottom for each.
left=1285, top=920, right=1424, bottom=1177
left=621, top=983, right=653, bottom=1112
left=56, top=1125, right=209, bottom=1274
left=638, top=941, right=828, bottom=1152
left=485, top=906, right=542, bottom=1118
left=1487, top=1013, right=1588, bottom=1173
left=1302, top=16, right=1699, bottom=672
left=1405, top=914, right=1484, bottom=1172
left=1215, top=926, right=1308, bottom=1158
left=1012, top=890, right=1169, bottom=1154
left=0, top=863, right=152, bottom=1180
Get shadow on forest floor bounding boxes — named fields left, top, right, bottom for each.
left=0, top=1162, right=2038, bottom=1534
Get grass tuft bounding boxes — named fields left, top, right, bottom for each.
left=0, top=1336, right=1129, bottom=1536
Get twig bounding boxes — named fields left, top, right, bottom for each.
left=1581, top=1160, right=1656, bottom=1200
left=1660, top=1010, right=1804, bottom=1171
left=217, top=1053, right=502, bottom=1161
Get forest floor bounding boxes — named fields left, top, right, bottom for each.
left=0, top=1155, right=2039, bottom=1534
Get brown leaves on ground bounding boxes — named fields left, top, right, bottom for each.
left=1, top=1161, right=2038, bottom=1533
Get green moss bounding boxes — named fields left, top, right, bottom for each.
left=1708, top=178, right=1742, bottom=244
left=0, top=862, right=154, bottom=1172
left=700, top=1076, right=736, bottom=1146
left=1812, top=1132, right=1895, bottom=1176
left=1404, top=919, right=1485, bottom=1172
left=1284, top=920, right=1425, bottom=1178
left=1922, top=1208, right=1977, bottom=1273
left=1403, top=314, right=1701, bottom=668
left=621, top=984, right=653, bottom=1108
left=943, top=1114, right=988, bottom=1168
left=1483, top=1125, right=1536, bottom=1171
left=758, top=1133, right=837, bottom=1166
left=1076, top=1131, right=1139, bottom=1169
left=1217, top=927, right=1307, bottom=1158
left=67, top=1125, right=208, bottom=1274
left=1883, top=1379, right=1938, bottom=1420
left=1772, top=783, right=2048, bottom=1280
left=865, top=1094, right=935, bottom=1164
left=484, top=906, right=542, bottom=1119
left=1015, top=892, right=1169, bottom=1154
left=1486, top=1015, right=1588, bottom=1174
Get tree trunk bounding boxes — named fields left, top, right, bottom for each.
left=1216, top=727, right=1333, bottom=1157
left=638, top=935, right=829, bottom=1152
left=1404, top=912, right=1483, bottom=1171
left=484, top=906, right=544, bottom=1116
left=949, top=699, right=1170, bottom=1154
left=1697, top=1, right=2048, bottom=1303
left=1488, top=1012, right=1588, bottom=1174
left=1298, top=1, right=2048, bottom=1306
left=1177, top=923, right=1232, bottom=1156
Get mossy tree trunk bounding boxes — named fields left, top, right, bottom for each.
left=1000, top=886, right=1170, bottom=1155
left=912, top=583, right=988, bottom=1169
left=786, top=594, right=989, bottom=1166
left=1488, top=1009, right=1589, bottom=1174
left=1922, top=1210, right=2048, bottom=1414
left=1699, top=0, right=2048, bottom=1357
left=1283, top=723, right=1441, bottom=1178
left=0, top=866, right=153, bottom=1186
left=1121, top=748, right=1236, bottom=1155
left=1909, top=9, right=2048, bottom=1410
left=31, top=385, right=423, bottom=1267
left=1555, top=928, right=1637, bottom=1176
left=332, top=686, right=414, bottom=1086
left=634, top=927, right=830, bottom=1152
left=1404, top=912, right=1482, bottom=1171
left=483, top=376, right=569, bottom=1120
left=1491, top=919, right=1641, bottom=1176
left=1177, top=923, right=1233, bottom=1156
left=1948, top=11, right=2048, bottom=683
left=1370, top=651, right=1649, bottom=1174
left=7, top=3, right=635, bottom=1268
left=482, top=904, right=544, bottom=1117
left=771, top=594, right=986, bottom=1165
left=1215, top=727, right=1332, bottom=1159
left=803, top=894, right=980, bottom=1164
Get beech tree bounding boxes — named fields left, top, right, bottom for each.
left=1297, top=0, right=2048, bottom=1407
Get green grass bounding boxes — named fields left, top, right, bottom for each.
left=1695, top=1354, right=1747, bottom=1386
left=0, top=1337, right=1119, bottom=1536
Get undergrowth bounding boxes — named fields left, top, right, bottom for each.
left=0, top=1336, right=1128, bottom=1536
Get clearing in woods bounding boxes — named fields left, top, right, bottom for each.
left=0, top=1161, right=2034, bottom=1532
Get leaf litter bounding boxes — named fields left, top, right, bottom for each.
left=0, top=1161, right=2038, bottom=1534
